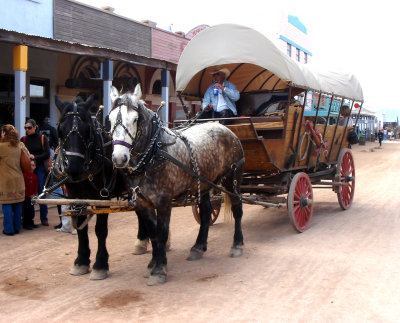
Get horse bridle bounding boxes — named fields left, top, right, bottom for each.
left=58, top=102, right=95, bottom=165
left=110, top=98, right=143, bottom=154
left=110, top=98, right=163, bottom=172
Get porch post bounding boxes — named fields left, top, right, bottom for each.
left=13, top=45, right=28, bottom=135
left=161, top=69, right=170, bottom=124
left=102, top=60, right=113, bottom=124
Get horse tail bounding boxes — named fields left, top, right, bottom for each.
left=223, top=192, right=233, bottom=223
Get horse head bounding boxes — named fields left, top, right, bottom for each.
left=55, top=94, right=97, bottom=181
left=109, top=84, right=152, bottom=168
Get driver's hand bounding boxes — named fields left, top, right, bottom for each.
left=206, top=104, right=213, bottom=111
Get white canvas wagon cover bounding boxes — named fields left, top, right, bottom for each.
left=176, top=24, right=363, bottom=101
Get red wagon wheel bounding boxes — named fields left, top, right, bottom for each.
left=192, top=199, right=222, bottom=225
left=336, top=148, right=355, bottom=210
left=288, top=172, right=313, bottom=232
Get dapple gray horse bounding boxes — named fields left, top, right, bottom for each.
left=108, top=85, right=245, bottom=286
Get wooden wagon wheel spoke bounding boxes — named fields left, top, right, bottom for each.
left=288, top=172, right=313, bottom=232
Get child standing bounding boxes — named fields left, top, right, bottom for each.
left=23, top=159, right=39, bottom=230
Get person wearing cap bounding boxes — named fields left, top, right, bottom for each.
left=200, top=68, right=240, bottom=125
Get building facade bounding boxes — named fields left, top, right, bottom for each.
left=277, top=15, right=312, bottom=65
left=0, top=0, right=199, bottom=134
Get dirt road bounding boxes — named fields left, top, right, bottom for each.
left=1, top=141, right=399, bottom=322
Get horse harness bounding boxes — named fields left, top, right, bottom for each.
left=111, top=100, right=244, bottom=206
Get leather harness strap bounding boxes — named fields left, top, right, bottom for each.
left=157, top=149, right=244, bottom=199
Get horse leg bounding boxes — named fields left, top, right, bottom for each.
left=187, top=193, right=212, bottom=261
left=136, top=208, right=158, bottom=278
left=90, top=214, right=109, bottom=280
left=230, top=197, right=244, bottom=257
left=147, top=199, right=171, bottom=286
left=133, top=208, right=150, bottom=255
left=222, top=168, right=243, bottom=258
left=69, top=215, right=91, bottom=276
left=134, top=205, right=171, bottom=255
left=223, top=175, right=244, bottom=258
left=144, top=238, right=157, bottom=279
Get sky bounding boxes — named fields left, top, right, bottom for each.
left=78, top=0, right=400, bottom=120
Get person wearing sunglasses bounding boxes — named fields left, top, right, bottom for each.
left=21, top=119, right=50, bottom=226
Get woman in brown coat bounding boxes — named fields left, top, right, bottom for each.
left=0, top=125, right=25, bottom=235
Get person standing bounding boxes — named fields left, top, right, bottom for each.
left=21, top=119, right=50, bottom=226
left=0, top=125, right=25, bottom=235
left=200, top=68, right=240, bottom=125
left=378, top=129, right=384, bottom=147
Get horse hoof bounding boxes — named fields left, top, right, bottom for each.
left=132, top=238, right=149, bottom=255
left=143, top=267, right=152, bottom=278
left=90, top=269, right=108, bottom=280
left=147, top=274, right=166, bottom=286
left=186, top=248, right=204, bottom=261
left=69, top=265, right=90, bottom=276
left=230, top=247, right=243, bottom=258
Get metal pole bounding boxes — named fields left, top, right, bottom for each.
left=13, top=45, right=28, bottom=134
left=102, top=60, right=113, bottom=124
left=14, top=70, right=26, bottom=134
left=161, top=69, right=170, bottom=124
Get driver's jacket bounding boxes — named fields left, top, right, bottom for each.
left=202, top=81, right=240, bottom=116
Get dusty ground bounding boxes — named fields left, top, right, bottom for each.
left=1, top=140, right=400, bottom=322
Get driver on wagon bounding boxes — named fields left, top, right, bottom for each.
left=200, top=68, right=240, bottom=125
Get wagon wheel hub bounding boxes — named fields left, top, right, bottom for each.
left=300, top=195, right=309, bottom=209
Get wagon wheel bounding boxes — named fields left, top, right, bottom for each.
left=335, top=148, right=355, bottom=210
left=192, top=199, right=222, bottom=225
left=288, top=172, right=313, bottom=232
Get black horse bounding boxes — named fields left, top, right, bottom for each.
left=53, top=95, right=156, bottom=280
left=109, top=85, right=245, bottom=286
